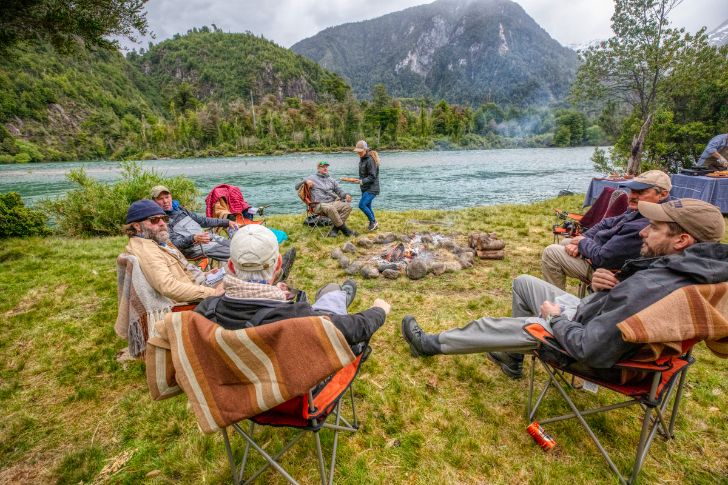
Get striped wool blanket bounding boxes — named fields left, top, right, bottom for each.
left=617, top=283, right=728, bottom=361
left=146, top=311, right=355, bottom=433
left=116, top=253, right=174, bottom=357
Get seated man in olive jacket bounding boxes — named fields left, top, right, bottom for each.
left=195, top=224, right=391, bottom=350
left=125, top=199, right=224, bottom=303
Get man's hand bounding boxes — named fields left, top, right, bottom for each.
left=591, top=268, right=620, bottom=292
left=345, top=194, right=352, bottom=203
left=193, top=232, right=211, bottom=244
left=228, top=220, right=239, bottom=230
left=564, top=243, right=580, bottom=258
left=306, top=180, right=314, bottom=188
left=372, top=298, right=391, bottom=316
left=540, top=301, right=562, bottom=320
left=276, top=282, right=294, bottom=300
left=570, top=235, right=585, bottom=244
left=213, top=284, right=225, bottom=296
left=210, top=268, right=220, bottom=274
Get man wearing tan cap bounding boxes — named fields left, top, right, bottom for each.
left=403, top=198, right=726, bottom=378
left=541, top=170, right=672, bottom=290
left=151, top=185, right=237, bottom=261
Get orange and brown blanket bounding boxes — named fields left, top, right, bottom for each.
left=617, top=283, right=728, bottom=361
left=146, top=311, right=355, bottom=433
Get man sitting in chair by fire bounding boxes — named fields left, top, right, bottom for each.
left=541, top=170, right=672, bottom=290
left=195, top=224, right=391, bottom=351
left=403, top=198, right=727, bottom=378
left=295, top=161, right=358, bottom=238
left=125, top=199, right=224, bottom=303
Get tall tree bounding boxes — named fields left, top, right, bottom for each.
left=571, top=0, right=699, bottom=173
left=0, top=0, right=149, bottom=53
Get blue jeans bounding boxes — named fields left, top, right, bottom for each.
left=359, top=191, right=377, bottom=223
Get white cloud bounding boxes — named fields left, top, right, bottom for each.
left=121, top=0, right=728, bottom=51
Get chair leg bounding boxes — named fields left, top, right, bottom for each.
left=221, top=427, right=239, bottom=485
left=667, top=366, right=690, bottom=436
left=314, top=431, right=328, bottom=485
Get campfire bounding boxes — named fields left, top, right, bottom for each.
left=382, top=242, right=417, bottom=263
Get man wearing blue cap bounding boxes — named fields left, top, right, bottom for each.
left=541, top=170, right=672, bottom=290
left=124, top=199, right=224, bottom=303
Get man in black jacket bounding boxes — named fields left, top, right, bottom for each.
left=195, top=224, right=391, bottom=349
left=402, top=198, right=727, bottom=378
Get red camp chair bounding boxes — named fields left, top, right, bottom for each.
left=553, top=187, right=628, bottom=243
left=523, top=323, right=694, bottom=485
left=220, top=347, right=370, bottom=485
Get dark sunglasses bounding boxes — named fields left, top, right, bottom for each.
left=147, top=215, right=169, bottom=224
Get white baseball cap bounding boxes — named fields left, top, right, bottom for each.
left=229, top=225, right=280, bottom=272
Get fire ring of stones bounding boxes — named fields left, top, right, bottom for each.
left=329, top=232, right=505, bottom=280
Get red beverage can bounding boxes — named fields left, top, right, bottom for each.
left=526, top=421, right=557, bottom=451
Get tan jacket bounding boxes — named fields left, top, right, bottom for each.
left=126, top=237, right=218, bottom=303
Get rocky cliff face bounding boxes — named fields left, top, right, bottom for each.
left=291, top=0, right=578, bottom=106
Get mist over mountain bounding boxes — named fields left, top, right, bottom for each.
left=291, top=0, right=578, bottom=106
left=707, top=18, right=728, bottom=46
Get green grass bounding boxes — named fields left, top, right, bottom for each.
left=1, top=195, right=727, bottom=484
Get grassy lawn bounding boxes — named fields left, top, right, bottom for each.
left=1, top=194, right=726, bottom=484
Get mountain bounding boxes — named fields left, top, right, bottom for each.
left=707, top=19, right=728, bottom=46
left=291, top=0, right=578, bottom=106
left=129, top=28, right=350, bottom=104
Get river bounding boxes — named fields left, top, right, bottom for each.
left=0, top=147, right=600, bottom=213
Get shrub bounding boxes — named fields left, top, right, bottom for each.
left=0, top=192, right=50, bottom=238
left=44, top=161, right=198, bottom=237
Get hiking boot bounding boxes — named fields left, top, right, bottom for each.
left=401, top=315, right=438, bottom=357
left=273, top=247, right=296, bottom=284
left=340, top=225, right=358, bottom=237
left=487, top=352, right=524, bottom=379
left=368, top=220, right=379, bottom=231
left=327, top=226, right=340, bottom=237
left=341, top=279, right=357, bottom=308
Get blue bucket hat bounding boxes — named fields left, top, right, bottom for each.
left=126, top=199, right=165, bottom=224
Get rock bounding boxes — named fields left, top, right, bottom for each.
left=440, top=239, right=455, bottom=250
left=378, top=262, right=400, bottom=273
left=444, top=261, right=462, bottom=272
left=398, top=234, right=411, bottom=242
left=406, top=259, right=428, bottom=280
left=338, top=256, right=351, bottom=269
left=421, top=234, right=433, bottom=245
left=382, top=233, right=397, bottom=243
left=355, top=238, right=374, bottom=248
left=476, top=249, right=505, bottom=260
left=345, top=262, right=363, bottom=275
left=428, top=262, right=446, bottom=275
left=360, top=265, right=380, bottom=279
left=331, top=248, right=344, bottom=260
left=342, top=242, right=357, bottom=253
left=458, top=255, right=474, bottom=268
left=374, top=234, right=387, bottom=244
left=382, top=269, right=400, bottom=279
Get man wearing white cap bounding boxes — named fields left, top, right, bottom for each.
left=194, top=225, right=391, bottom=348
left=403, top=198, right=727, bottom=379
left=541, top=170, right=672, bottom=290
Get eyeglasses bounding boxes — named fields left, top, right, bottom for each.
left=147, top=215, right=169, bottom=225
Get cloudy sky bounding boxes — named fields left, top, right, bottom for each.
left=123, top=0, right=728, bottom=51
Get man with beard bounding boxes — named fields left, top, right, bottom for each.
left=541, top=170, right=672, bottom=290
left=295, top=161, right=357, bottom=237
left=124, top=199, right=224, bottom=303
left=402, top=198, right=726, bottom=378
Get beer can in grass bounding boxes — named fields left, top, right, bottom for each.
left=526, top=421, right=557, bottom=451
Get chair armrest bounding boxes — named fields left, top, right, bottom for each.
left=522, top=322, right=570, bottom=356
left=612, top=360, right=673, bottom=371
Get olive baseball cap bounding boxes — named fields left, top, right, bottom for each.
left=637, top=198, right=725, bottom=242
left=317, top=161, right=330, bottom=167
left=620, top=170, right=672, bottom=192
left=150, top=185, right=171, bottom=199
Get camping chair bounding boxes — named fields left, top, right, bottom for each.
left=221, top=347, right=370, bottom=485
left=553, top=187, right=628, bottom=243
left=297, top=182, right=333, bottom=235
left=205, top=184, right=266, bottom=230
left=523, top=322, right=695, bottom=484
left=187, top=254, right=213, bottom=271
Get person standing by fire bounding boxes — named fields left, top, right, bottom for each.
left=353, top=140, right=381, bottom=231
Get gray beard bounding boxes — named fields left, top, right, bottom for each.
left=142, top=228, right=170, bottom=245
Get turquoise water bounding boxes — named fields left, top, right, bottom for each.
left=0, top=147, right=599, bottom=214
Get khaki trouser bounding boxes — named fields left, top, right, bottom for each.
left=314, top=201, right=351, bottom=227
left=541, top=237, right=593, bottom=290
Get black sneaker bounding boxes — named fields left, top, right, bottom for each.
left=273, top=248, right=296, bottom=284
left=368, top=220, right=378, bottom=231
left=487, top=352, right=524, bottom=379
left=327, top=227, right=340, bottom=237
left=401, top=315, right=436, bottom=357
left=341, top=279, right=357, bottom=308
